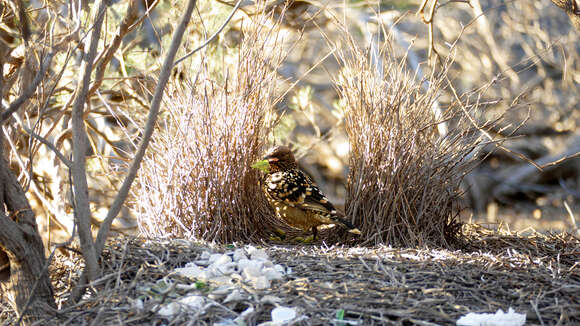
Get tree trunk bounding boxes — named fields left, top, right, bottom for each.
left=0, top=155, right=56, bottom=324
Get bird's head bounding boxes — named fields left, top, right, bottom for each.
left=262, top=145, right=297, bottom=172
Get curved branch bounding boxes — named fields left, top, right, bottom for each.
left=173, top=0, right=242, bottom=67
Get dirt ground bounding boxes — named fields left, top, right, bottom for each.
left=1, top=225, right=577, bottom=325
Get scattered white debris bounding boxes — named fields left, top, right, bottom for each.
left=173, top=262, right=203, bottom=279
left=223, top=289, right=245, bottom=303
left=178, top=295, right=205, bottom=310
left=146, top=245, right=296, bottom=321
left=260, top=295, right=283, bottom=305
left=271, top=306, right=297, bottom=323
left=154, top=245, right=291, bottom=318
left=173, top=245, right=289, bottom=292
left=156, top=302, right=180, bottom=317
left=128, top=297, right=144, bottom=311
left=456, top=308, right=526, bottom=326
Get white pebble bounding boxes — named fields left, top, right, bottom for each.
left=223, top=289, right=245, bottom=303
left=241, top=306, right=255, bottom=317
left=456, top=308, right=526, bottom=326
left=250, top=249, right=269, bottom=261
left=216, top=262, right=238, bottom=275
left=263, top=260, right=274, bottom=268
left=243, top=264, right=263, bottom=278
left=233, top=249, right=247, bottom=262
left=260, top=295, right=282, bottom=305
left=156, top=302, right=180, bottom=317
left=251, top=275, right=271, bottom=290
left=179, top=295, right=205, bottom=310
left=271, top=306, right=297, bottom=323
left=262, top=267, right=283, bottom=281
left=210, top=253, right=231, bottom=265
left=273, top=264, right=286, bottom=275
left=237, top=258, right=252, bottom=270
left=198, top=270, right=213, bottom=281
left=211, top=276, right=234, bottom=285
left=174, top=264, right=203, bottom=279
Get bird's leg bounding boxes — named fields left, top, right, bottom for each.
left=311, top=226, right=318, bottom=241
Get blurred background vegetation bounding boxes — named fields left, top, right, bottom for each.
left=2, top=0, right=579, bottom=249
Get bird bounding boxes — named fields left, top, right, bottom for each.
left=259, top=145, right=361, bottom=240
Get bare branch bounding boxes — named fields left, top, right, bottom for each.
left=69, top=0, right=199, bottom=304
left=21, top=126, right=72, bottom=168
left=493, top=134, right=580, bottom=199
left=174, top=0, right=242, bottom=67
left=69, top=0, right=110, bottom=283
left=88, top=0, right=161, bottom=96
left=0, top=52, right=55, bottom=123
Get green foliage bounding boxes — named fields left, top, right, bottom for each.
left=251, top=159, right=270, bottom=173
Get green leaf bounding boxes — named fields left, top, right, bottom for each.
left=251, top=159, right=270, bottom=173
left=336, top=309, right=345, bottom=320
left=194, top=280, right=206, bottom=289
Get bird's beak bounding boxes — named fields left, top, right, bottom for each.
left=263, top=155, right=279, bottom=163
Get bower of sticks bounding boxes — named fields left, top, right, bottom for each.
left=0, top=225, right=573, bottom=325
left=1, top=0, right=579, bottom=325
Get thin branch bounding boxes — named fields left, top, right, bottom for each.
left=0, top=52, right=55, bottom=123
left=70, top=0, right=110, bottom=283
left=88, top=0, right=161, bottom=97
left=493, top=134, right=580, bottom=198
left=173, top=0, right=243, bottom=67
left=21, top=125, right=72, bottom=168
left=68, top=0, right=200, bottom=304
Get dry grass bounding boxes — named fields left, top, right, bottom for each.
left=5, top=226, right=574, bottom=325
left=332, top=33, right=483, bottom=247
left=132, top=14, right=286, bottom=242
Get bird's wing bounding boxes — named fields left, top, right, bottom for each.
left=299, top=183, right=337, bottom=214
left=265, top=170, right=335, bottom=213
left=265, top=170, right=360, bottom=233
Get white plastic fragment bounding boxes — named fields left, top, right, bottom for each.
left=128, top=297, right=144, bottom=311
left=246, top=245, right=269, bottom=260
left=156, top=302, right=180, bottom=317
left=251, top=275, right=271, bottom=290
left=456, top=308, right=526, bottom=326
left=167, top=245, right=289, bottom=313
left=233, top=248, right=247, bottom=262
left=243, top=262, right=264, bottom=278
left=179, top=295, right=205, bottom=310
left=260, top=295, right=282, bottom=305
left=173, top=263, right=204, bottom=278
left=262, top=267, right=284, bottom=281
left=223, top=289, right=245, bottom=303
left=216, top=262, right=238, bottom=275
left=271, top=306, right=297, bottom=323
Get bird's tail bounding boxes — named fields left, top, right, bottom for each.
left=332, top=211, right=361, bottom=235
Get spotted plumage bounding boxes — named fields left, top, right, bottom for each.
left=260, top=145, right=361, bottom=239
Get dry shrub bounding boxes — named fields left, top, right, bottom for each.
left=334, top=36, right=481, bottom=247
left=133, top=17, right=284, bottom=242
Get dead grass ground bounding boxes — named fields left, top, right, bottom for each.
left=1, top=224, right=577, bottom=325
